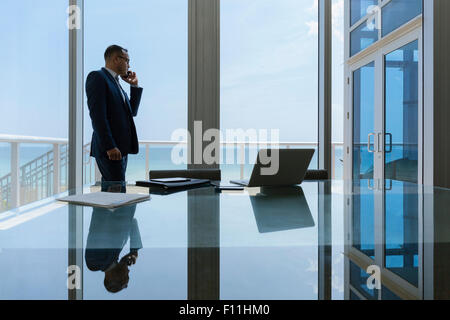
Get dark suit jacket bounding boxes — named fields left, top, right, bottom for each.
left=85, top=204, right=142, bottom=272
left=86, top=67, right=143, bottom=158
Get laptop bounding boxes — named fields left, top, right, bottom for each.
left=250, top=186, right=314, bottom=233
left=230, top=148, right=315, bottom=187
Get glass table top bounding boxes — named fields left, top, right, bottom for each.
left=0, top=179, right=449, bottom=300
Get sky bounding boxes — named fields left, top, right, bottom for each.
left=0, top=0, right=345, bottom=144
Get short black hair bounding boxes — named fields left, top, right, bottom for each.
left=104, top=45, right=128, bottom=61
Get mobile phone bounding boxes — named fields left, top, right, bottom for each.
left=122, top=71, right=132, bottom=79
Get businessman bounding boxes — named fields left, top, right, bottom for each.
left=85, top=182, right=142, bottom=293
left=86, top=45, right=143, bottom=182
left=85, top=203, right=142, bottom=293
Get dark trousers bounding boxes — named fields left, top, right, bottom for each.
left=95, top=154, right=128, bottom=183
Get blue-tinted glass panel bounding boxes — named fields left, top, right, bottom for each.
left=352, top=188, right=375, bottom=258
left=84, top=0, right=188, bottom=182
left=350, top=0, right=378, bottom=26
left=350, top=21, right=378, bottom=56
left=382, top=0, right=422, bottom=37
left=350, top=291, right=361, bottom=300
left=0, top=1, right=69, bottom=212
left=221, top=0, right=319, bottom=181
left=385, top=181, right=419, bottom=287
left=384, top=41, right=418, bottom=183
left=381, top=285, right=402, bottom=300
left=353, top=63, right=375, bottom=180
left=350, top=261, right=379, bottom=299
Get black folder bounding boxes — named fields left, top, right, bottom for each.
left=145, top=183, right=211, bottom=196
left=135, top=178, right=210, bottom=190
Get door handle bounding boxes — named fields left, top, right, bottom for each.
left=384, top=179, right=392, bottom=191
left=385, top=133, right=393, bottom=153
left=377, top=132, right=382, bottom=153
left=368, top=133, right=376, bottom=153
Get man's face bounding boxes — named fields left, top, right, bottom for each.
left=114, top=50, right=130, bottom=76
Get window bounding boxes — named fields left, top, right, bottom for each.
left=350, top=261, right=379, bottom=299
left=384, top=40, right=419, bottom=183
left=349, top=0, right=423, bottom=57
left=350, top=21, right=378, bottom=57
left=385, top=183, right=419, bottom=287
left=220, top=0, right=318, bottom=180
left=382, top=0, right=422, bottom=37
left=0, top=0, right=69, bottom=298
left=84, top=0, right=188, bottom=182
left=0, top=0, right=69, bottom=211
left=350, top=0, right=377, bottom=26
left=353, top=62, right=375, bottom=181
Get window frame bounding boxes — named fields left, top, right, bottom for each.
left=349, top=0, right=423, bottom=58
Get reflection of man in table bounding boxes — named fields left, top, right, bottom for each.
left=85, top=203, right=142, bottom=293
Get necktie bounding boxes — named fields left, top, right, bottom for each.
left=114, top=75, right=126, bottom=102
left=115, top=76, right=132, bottom=114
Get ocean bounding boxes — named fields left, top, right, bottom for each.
left=0, top=144, right=344, bottom=212
left=0, top=144, right=344, bottom=182
left=0, top=143, right=54, bottom=178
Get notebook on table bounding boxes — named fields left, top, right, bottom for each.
left=57, top=192, right=150, bottom=209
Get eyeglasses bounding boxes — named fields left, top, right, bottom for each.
left=117, top=55, right=130, bottom=64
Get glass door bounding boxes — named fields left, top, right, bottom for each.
left=381, top=31, right=423, bottom=299
left=384, top=181, right=420, bottom=289
left=344, top=178, right=423, bottom=300
left=383, top=36, right=421, bottom=184
left=349, top=30, right=422, bottom=184
left=352, top=60, right=376, bottom=182
left=348, top=58, right=380, bottom=299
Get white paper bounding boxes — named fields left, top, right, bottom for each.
left=57, top=192, right=150, bottom=209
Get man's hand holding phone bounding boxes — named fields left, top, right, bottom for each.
left=121, top=71, right=138, bottom=87
left=107, top=147, right=122, bottom=161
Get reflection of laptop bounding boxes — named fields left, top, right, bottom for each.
left=230, top=149, right=315, bottom=187
left=250, top=186, right=314, bottom=233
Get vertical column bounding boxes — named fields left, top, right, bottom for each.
left=240, top=144, right=245, bottom=179
left=188, top=0, right=220, bottom=170
left=331, top=144, right=334, bottom=178
left=187, top=188, right=220, bottom=300
left=423, top=0, right=450, bottom=297
left=423, top=0, right=450, bottom=286
left=424, top=0, right=450, bottom=188
left=423, top=0, right=434, bottom=187
left=10, top=142, right=20, bottom=208
left=431, top=188, right=450, bottom=299
left=423, top=187, right=434, bottom=300
left=53, top=144, right=61, bottom=194
left=68, top=205, right=84, bottom=300
left=68, top=0, right=84, bottom=300
left=318, top=0, right=332, bottom=174
left=318, top=181, right=332, bottom=300
left=69, top=0, right=84, bottom=193
left=145, top=144, right=150, bottom=180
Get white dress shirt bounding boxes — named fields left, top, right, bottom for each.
left=105, top=67, right=139, bottom=103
